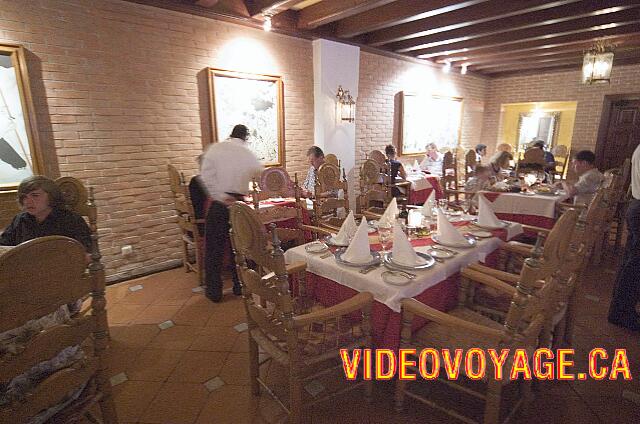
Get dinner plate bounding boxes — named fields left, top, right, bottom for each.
left=472, top=219, right=510, bottom=230
left=270, top=197, right=287, bottom=202
left=381, top=271, right=412, bottom=286
left=534, top=190, right=558, bottom=196
left=325, top=235, right=349, bottom=247
left=304, top=241, right=329, bottom=254
left=427, top=249, right=453, bottom=259
left=431, top=234, right=477, bottom=248
left=334, top=249, right=381, bottom=268
left=469, top=230, right=493, bottom=238
left=521, top=191, right=536, bottom=196
left=382, top=252, right=435, bottom=270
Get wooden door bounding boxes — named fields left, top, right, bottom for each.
left=596, top=99, right=640, bottom=171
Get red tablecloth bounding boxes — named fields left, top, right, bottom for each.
left=294, top=222, right=509, bottom=350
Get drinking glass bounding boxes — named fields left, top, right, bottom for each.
left=461, top=199, right=471, bottom=216
left=377, top=225, right=393, bottom=254
left=437, top=199, right=447, bottom=212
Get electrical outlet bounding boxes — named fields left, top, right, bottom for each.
left=121, top=245, right=133, bottom=256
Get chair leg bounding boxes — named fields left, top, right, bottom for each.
left=484, top=380, right=502, bottom=424
left=289, top=369, right=304, bottom=424
left=181, top=241, right=190, bottom=273
left=394, top=378, right=407, bottom=412
left=248, top=338, right=260, bottom=396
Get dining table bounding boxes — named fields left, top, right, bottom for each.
left=479, top=190, right=567, bottom=229
left=284, top=216, right=523, bottom=350
left=404, top=172, right=443, bottom=205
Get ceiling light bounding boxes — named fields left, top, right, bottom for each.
left=582, top=42, right=614, bottom=84
left=460, top=64, right=468, bottom=75
left=442, top=61, right=451, bottom=73
left=263, top=15, right=272, bottom=32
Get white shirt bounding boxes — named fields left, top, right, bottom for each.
left=420, top=152, right=443, bottom=176
left=200, top=137, right=263, bottom=202
left=632, top=144, right=640, bottom=200
left=573, top=167, right=604, bottom=206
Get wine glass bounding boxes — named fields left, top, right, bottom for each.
left=378, top=225, right=393, bottom=254
left=460, top=199, right=471, bottom=217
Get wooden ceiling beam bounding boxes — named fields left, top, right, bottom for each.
left=389, top=1, right=637, bottom=52
left=334, top=0, right=488, bottom=39
left=402, top=8, right=640, bottom=55
left=195, top=0, right=220, bottom=7
left=245, top=0, right=307, bottom=18
left=488, top=56, right=640, bottom=77
left=429, top=32, right=640, bottom=63
left=413, top=19, right=640, bottom=59
left=481, top=54, right=640, bottom=75
left=298, top=0, right=396, bottom=30
left=365, top=0, right=582, bottom=46
left=470, top=47, right=640, bottom=70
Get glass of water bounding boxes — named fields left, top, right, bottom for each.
left=378, top=225, right=393, bottom=254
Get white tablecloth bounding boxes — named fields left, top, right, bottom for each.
left=480, top=191, right=566, bottom=219
left=406, top=173, right=436, bottom=191
left=284, top=222, right=523, bottom=312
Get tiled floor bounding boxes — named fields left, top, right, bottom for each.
left=104, top=259, right=640, bottom=423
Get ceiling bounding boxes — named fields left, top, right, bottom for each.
left=128, top=0, right=640, bottom=77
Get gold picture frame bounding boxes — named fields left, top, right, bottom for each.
left=0, top=44, right=42, bottom=191
left=399, top=91, right=463, bottom=157
left=207, top=68, right=285, bottom=167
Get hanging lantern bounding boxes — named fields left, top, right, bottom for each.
left=582, top=42, right=614, bottom=84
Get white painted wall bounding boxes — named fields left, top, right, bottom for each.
left=313, top=39, right=360, bottom=208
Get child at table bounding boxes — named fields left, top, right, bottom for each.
left=464, top=165, right=492, bottom=208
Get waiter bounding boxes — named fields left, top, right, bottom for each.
left=608, top=144, right=640, bottom=331
left=200, top=124, right=262, bottom=302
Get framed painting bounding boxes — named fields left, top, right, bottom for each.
left=0, top=44, right=42, bottom=191
left=208, top=68, right=284, bottom=167
left=399, top=92, right=463, bottom=157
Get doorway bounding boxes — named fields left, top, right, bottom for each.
left=596, top=95, right=640, bottom=172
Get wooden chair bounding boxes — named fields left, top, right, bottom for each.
left=369, top=149, right=386, bottom=166
left=465, top=149, right=477, bottom=180
left=515, top=148, right=546, bottom=175
left=395, top=234, right=567, bottom=424
left=0, top=235, right=118, bottom=424
left=252, top=167, right=298, bottom=207
left=168, top=164, right=204, bottom=284
left=324, top=153, right=339, bottom=167
left=311, top=163, right=350, bottom=232
left=551, top=145, right=571, bottom=181
left=228, top=202, right=374, bottom=424
left=496, top=143, right=513, bottom=153
left=55, top=176, right=91, bottom=217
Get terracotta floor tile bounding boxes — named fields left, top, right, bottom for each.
left=118, top=283, right=167, bottom=305
left=232, top=332, right=249, bottom=353
left=168, top=350, right=228, bottom=383
left=189, top=325, right=239, bottom=352
left=219, top=352, right=251, bottom=386
left=151, top=287, right=195, bottom=306
left=196, top=384, right=258, bottom=424
left=172, top=304, right=216, bottom=327
left=111, top=380, right=163, bottom=423
left=131, top=305, right=181, bottom=325
left=141, top=382, right=209, bottom=424
left=104, top=347, right=142, bottom=377
left=107, top=303, right=148, bottom=324
left=148, top=325, right=203, bottom=351
left=109, top=324, right=160, bottom=349
left=205, top=298, right=246, bottom=327
left=126, top=348, right=184, bottom=382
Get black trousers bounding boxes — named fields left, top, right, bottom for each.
left=608, top=198, right=640, bottom=325
left=204, top=200, right=239, bottom=300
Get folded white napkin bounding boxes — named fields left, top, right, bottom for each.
left=392, top=222, right=427, bottom=266
left=478, top=195, right=503, bottom=228
left=436, top=209, right=468, bottom=244
left=412, top=159, right=420, bottom=171
left=342, top=219, right=372, bottom=264
left=332, top=210, right=357, bottom=244
left=420, top=190, right=436, bottom=217
left=378, top=197, right=399, bottom=228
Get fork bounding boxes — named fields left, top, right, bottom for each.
left=432, top=245, right=458, bottom=255
left=359, top=263, right=381, bottom=274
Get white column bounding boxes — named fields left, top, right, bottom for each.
left=313, top=39, right=360, bottom=208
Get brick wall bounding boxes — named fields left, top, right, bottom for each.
left=0, top=0, right=314, bottom=280
left=356, top=51, right=489, bottom=179
left=482, top=64, right=640, bottom=155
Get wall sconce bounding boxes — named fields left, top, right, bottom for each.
left=263, top=14, right=272, bottom=32
left=582, top=42, right=614, bottom=84
left=336, top=85, right=356, bottom=123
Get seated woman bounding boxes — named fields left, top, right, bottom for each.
left=384, top=144, right=408, bottom=197
left=488, top=151, right=513, bottom=181
left=419, top=143, right=444, bottom=176
left=0, top=176, right=92, bottom=251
